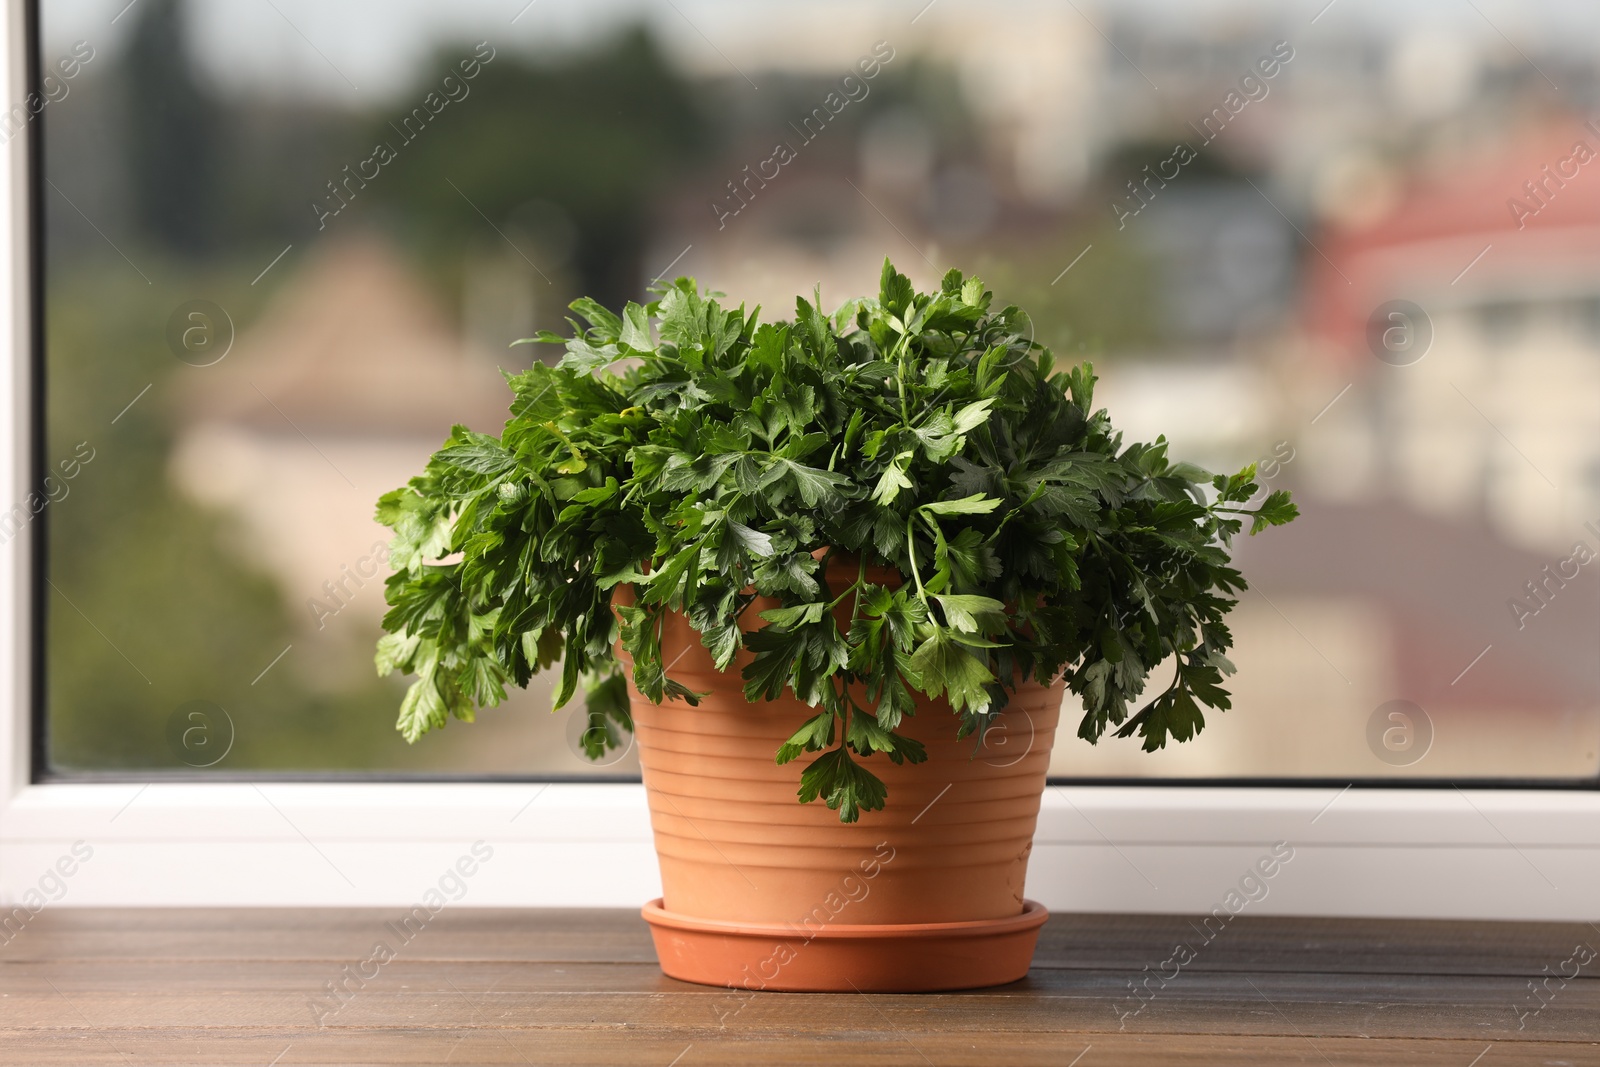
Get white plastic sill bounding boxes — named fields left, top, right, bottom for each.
left=3, top=782, right=1598, bottom=920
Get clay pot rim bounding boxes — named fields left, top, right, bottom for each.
left=643, top=897, right=1047, bottom=941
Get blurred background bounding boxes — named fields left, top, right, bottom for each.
left=33, top=0, right=1600, bottom=780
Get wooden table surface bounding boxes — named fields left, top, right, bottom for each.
left=1, top=908, right=1596, bottom=1066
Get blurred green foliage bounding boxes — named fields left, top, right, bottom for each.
left=42, top=262, right=419, bottom=772
left=367, top=28, right=711, bottom=310
left=121, top=0, right=221, bottom=255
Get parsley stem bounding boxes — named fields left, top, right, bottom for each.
left=904, top=512, right=926, bottom=600
left=892, top=332, right=911, bottom=422
left=848, top=555, right=866, bottom=629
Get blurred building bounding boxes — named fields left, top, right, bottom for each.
left=168, top=235, right=511, bottom=636
left=1193, top=122, right=1600, bottom=779
left=1303, top=122, right=1600, bottom=554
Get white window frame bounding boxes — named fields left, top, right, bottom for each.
left=2, top=2, right=1597, bottom=920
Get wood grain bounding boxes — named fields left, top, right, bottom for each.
left=0, top=908, right=1595, bottom=1065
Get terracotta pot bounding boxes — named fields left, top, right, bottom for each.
left=616, top=558, right=1062, bottom=992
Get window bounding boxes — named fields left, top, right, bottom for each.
left=6, top=0, right=1599, bottom=916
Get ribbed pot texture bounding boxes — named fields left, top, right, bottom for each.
left=617, top=572, right=1062, bottom=928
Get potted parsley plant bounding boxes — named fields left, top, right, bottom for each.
left=375, top=261, right=1296, bottom=991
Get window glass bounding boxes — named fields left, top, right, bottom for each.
left=36, top=0, right=1600, bottom=780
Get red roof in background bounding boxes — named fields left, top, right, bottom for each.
left=1305, top=116, right=1600, bottom=357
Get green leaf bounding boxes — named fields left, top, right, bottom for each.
left=569, top=296, right=623, bottom=339
left=437, top=435, right=518, bottom=476
left=575, top=478, right=620, bottom=504
left=396, top=677, right=447, bottom=743
left=554, top=645, right=582, bottom=710
left=747, top=322, right=788, bottom=372
left=846, top=713, right=927, bottom=766
left=375, top=487, right=451, bottom=572
left=960, top=275, right=986, bottom=307
left=943, top=527, right=1001, bottom=588
left=1215, top=464, right=1260, bottom=504
left=511, top=329, right=567, bottom=346
left=643, top=545, right=700, bottom=606
left=872, top=451, right=914, bottom=506
left=396, top=643, right=449, bottom=742
left=921, top=494, right=1001, bottom=516
left=950, top=397, right=995, bottom=435
left=878, top=258, right=915, bottom=319
left=619, top=302, right=653, bottom=351
left=1117, top=685, right=1206, bottom=752
left=773, top=459, right=852, bottom=507
left=466, top=656, right=509, bottom=708
left=1250, top=489, right=1300, bottom=534
left=576, top=671, right=632, bottom=758
left=729, top=521, right=775, bottom=558
left=932, top=594, right=1006, bottom=633
left=794, top=292, right=831, bottom=357
left=375, top=632, right=420, bottom=676
left=559, top=336, right=621, bottom=374
left=659, top=452, right=740, bottom=493
left=741, top=624, right=808, bottom=702
left=759, top=602, right=827, bottom=628
left=905, top=630, right=995, bottom=714
left=797, top=746, right=888, bottom=823
left=776, top=711, right=835, bottom=764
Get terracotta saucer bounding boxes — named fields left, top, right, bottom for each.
left=642, top=898, right=1049, bottom=992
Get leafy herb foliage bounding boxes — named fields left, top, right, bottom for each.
left=375, top=261, right=1297, bottom=821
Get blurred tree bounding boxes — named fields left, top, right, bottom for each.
left=42, top=266, right=420, bottom=772
left=120, top=0, right=222, bottom=254
left=370, top=27, right=710, bottom=309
